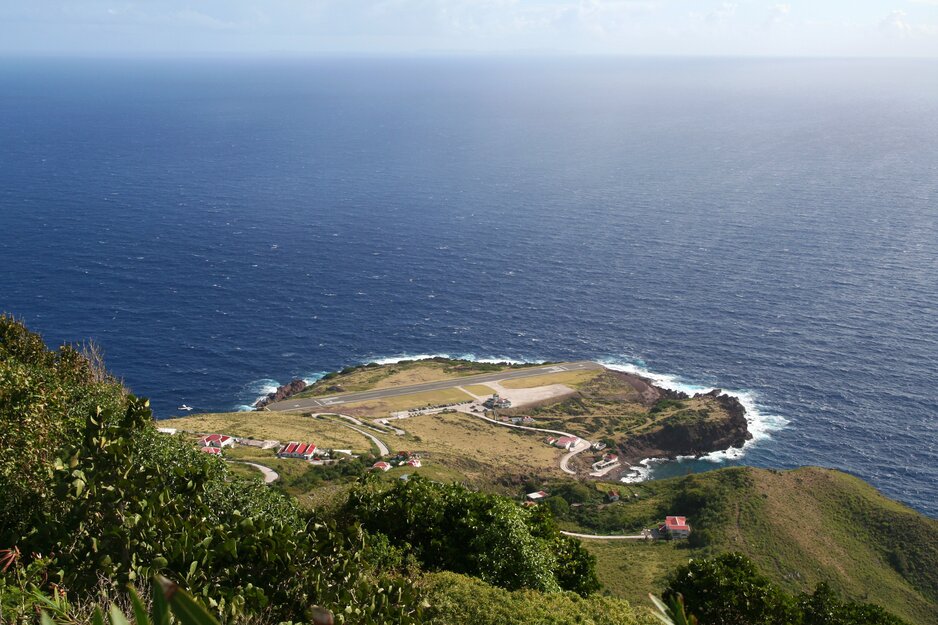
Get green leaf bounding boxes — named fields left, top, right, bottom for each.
left=109, top=604, right=131, bottom=625
left=159, top=576, right=221, bottom=625
left=151, top=581, right=170, bottom=625
left=129, top=587, right=151, bottom=625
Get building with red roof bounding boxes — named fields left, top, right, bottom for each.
left=199, top=434, right=234, bottom=448
left=552, top=436, right=581, bottom=450
left=372, top=461, right=391, bottom=472
left=199, top=446, right=223, bottom=455
left=277, top=441, right=317, bottom=460
left=662, top=516, right=691, bottom=539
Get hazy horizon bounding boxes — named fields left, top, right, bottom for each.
left=2, top=1, right=938, bottom=59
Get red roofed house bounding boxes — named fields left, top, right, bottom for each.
left=277, top=442, right=317, bottom=460
left=553, top=436, right=581, bottom=451
left=200, top=434, right=234, bottom=448
left=372, top=461, right=391, bottom=472
left=406, top=458, right=422, bottom=468
left=199, top=446, right=223, bottom=455
left=662, top=516, right=691, bottom=539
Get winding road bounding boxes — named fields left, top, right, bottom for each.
left=457, top=407, right=592, bottom=475
left=235, top=461, right=280, bottom=484
left=328, top=417, right=390, bottom=456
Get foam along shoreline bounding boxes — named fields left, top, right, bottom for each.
left=369, top=352, right=545, bottom=366
left=235, top=372, right=330, bottom=412
left=599, top=360, right=790, bottom=482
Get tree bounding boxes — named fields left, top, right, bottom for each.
left=664, top=554, right=910, bottom=625
left=663, top=553, right=798, bottom=625
left=342, top=476, right=601, bottom=595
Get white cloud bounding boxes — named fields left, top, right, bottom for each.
left=707, top=2, right=737, bottom=24
left=175, top=9, right=244, bottom=31
left=764, top=3, right=791, bottom=29
left=880, top=9, right=938, bottom=37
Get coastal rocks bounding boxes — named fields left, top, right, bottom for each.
left=254, top=379, right=307, bottom=410
left=616, top=390, right=751, bottom=464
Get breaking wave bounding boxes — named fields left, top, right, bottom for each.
left=599, top=358, right=789, bottom=482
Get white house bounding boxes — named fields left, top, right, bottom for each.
left=199, top=434, right=234, bottom=448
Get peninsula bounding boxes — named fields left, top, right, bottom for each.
left=176, top=357, right=750, bottom=484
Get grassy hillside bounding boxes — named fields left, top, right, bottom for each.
left=542, top=466, right=937, bottom=625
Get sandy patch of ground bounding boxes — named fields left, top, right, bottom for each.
left=486, top=381, right=576, bottom=407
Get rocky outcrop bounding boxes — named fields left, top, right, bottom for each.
left=616, top=389, right=751, bottom=464
left=254, top=379, right=307, bottom=410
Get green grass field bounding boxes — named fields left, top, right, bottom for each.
left=462, top=384, right=496, bottom=397
left=164, top=411, right=376, bottom=451
left=338, top=387, right=475, bottom=417
left=499, top=369, right=600, bottom=390
left=543, top=466, right=937, bottom=625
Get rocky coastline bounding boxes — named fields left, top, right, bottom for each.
left=615, top=387, right=751, bottom=464
left=254, top=379, right=307, bottom=410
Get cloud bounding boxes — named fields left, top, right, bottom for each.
left=706, top=2, right=737, bottom=24
left=880, top=9, right=938, bottom=37
left=175, top=9, right=244, bottom=31
left=764, top=3, right=791, bottom=29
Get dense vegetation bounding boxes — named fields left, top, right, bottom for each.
left=664, top=554, right=908, bottom=625
left=341, top=476, right=600, bottom=595
left=0, top=316, right=421, bottom=624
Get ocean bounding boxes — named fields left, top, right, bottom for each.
left=1, top=57, right=935, bottom=516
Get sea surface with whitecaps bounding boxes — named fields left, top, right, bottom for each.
left=1, top=58, right=936, bottom=516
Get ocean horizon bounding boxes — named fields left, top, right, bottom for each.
left=1, top=57, right=935, bottom=516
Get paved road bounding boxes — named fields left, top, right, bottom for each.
left=560, top=531, right=648, bottom=540
left=235, top=461, right=280, bottom=484
left=266, top=361, right=602, bottom=412
left=331, top=419, right=390, bottom=456
left=560, top=440, right=592, bottom=475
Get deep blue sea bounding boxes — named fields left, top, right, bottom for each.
left=1, top=58, right=936, bottom=516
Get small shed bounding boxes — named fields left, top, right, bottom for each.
left=526, top=490, right=548, bottom=501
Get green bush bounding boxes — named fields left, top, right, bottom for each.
left=342, top=476, right=600, bottom=595
left=664, top=553, right=909, bottom=625
left=420, top=572, right=654, bottom=625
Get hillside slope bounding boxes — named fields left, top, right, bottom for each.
left=570, top=466, right=937, bottom=625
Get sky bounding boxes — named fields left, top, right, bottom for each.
left=1, top=1, right=938, bottom=57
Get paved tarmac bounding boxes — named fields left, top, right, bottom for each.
left=265, top=361, right=602, bottom=412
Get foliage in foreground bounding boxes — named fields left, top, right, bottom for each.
left=664, top=553, right=909, bottom=625
left=0, top=316, right=420, bottom=624
left=419, top=571, right=654, bottom=625
left=342, top=475, right=600, bottom=596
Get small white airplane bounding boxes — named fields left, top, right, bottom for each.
left=178, top=404, right=193, bottom=411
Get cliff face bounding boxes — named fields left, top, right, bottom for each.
left=616, top=389, right=751, bottom=463
left=254, top=379, right=307, bottom=410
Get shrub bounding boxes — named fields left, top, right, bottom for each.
left=342, top=476, right=600, bottom=595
